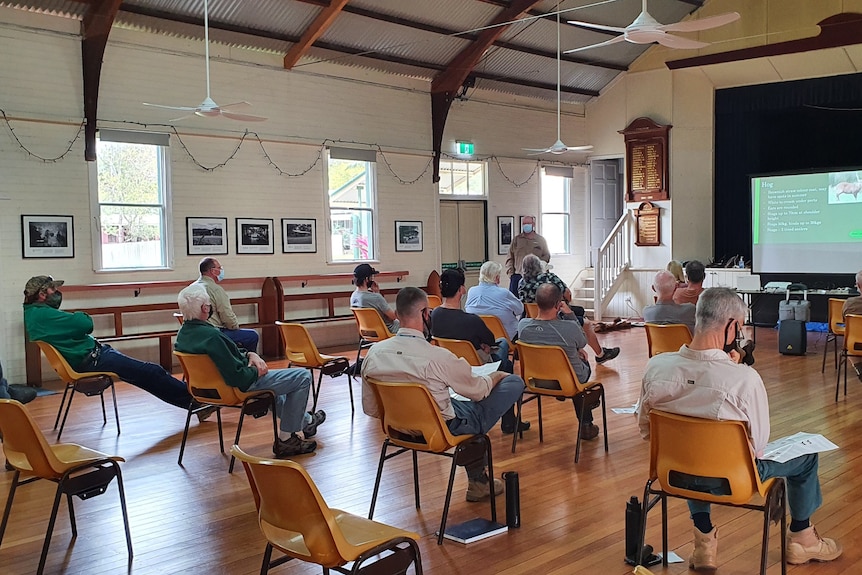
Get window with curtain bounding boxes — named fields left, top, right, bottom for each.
left=326, top=147, right=377, bottom=262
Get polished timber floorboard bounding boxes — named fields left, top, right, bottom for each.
left=2, top=326, right=862, bottom=574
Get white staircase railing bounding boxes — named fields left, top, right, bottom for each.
left=594, top=210, right=632, bottom=321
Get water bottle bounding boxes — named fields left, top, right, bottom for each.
left=503, top=471, right=520, bottom=528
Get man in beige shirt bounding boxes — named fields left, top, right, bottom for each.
left=505, top=215, right=550, bottom=295
left=193, top=257, right=258, bottom=351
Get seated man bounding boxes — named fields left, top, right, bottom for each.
left=518, top=255, right=620, bottom=364
left=517, top=283, right=602, bottom=440
left=175, top=285, right=325, bottom=458
left=350, top=263, right=399, bottom=333
left=673, top=259, right=706, bottom=305
left=193, top=257, right=259, bottom=351
left=361, top=287, right=525, bottom=502
left=843, top=269, right=862, bottom=382
left=643, top=270, right=696, bottom=335
left=22, top=275, right=212, bottom=421
left=639, top=287, right=841, bottom=570
left=465, top=260, right=524, bottom=341
left=431, top=268, right=527, bottom=434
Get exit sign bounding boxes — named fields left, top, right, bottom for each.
left=456, top=141, right=474, bottom=155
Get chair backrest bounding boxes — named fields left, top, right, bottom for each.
left=351, top=308, right=393, bottom=343
left=231, top=446, right=351, bottom=567
left=829, top=298, right=846, bottom=334
left=432, top=337, right=483, bottom=366
left=34, top=340, right=83, bottom=382
left=479, top=314, right=511, bottom=345
left=844, top=314, right=862, bottom=357
left=648, top=410, right=768, bottom=504
left=365, top=378, right=461, bottom=452
left=644, top=323, right=692, bottom=357
left=426, top=294, right=442, bottom=309
left=173, top=351, right=245, bottom=405
left=523, top=302, right=539, bottom=318
left=276, top=321, right=325, bottom=367
left=516, top=341, right=583, bottom=396
left=0, top=399, right=67, bottom=479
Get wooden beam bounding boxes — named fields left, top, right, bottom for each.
left=81, top=0, right=121, bottom=161
left=283, top=0, right=349, bottom=70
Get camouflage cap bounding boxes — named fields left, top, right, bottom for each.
left=24, top=275, right=64, bottom=298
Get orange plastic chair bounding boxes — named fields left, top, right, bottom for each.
left=426, top=294, right=442, bottom=309
left=479, top=314, right=514, bottom=347
left=34, top=341, right=120, bottom=441
left=836, top=314, right=862, bottom=401
left=0, top=399, right=133, bottom=575
left=822, top=298, right=846, bottom=373
left=276, top=321, right=352, bottom=413
left=173, top=351, right=277, bottom=473
left=432, top=336, right=483, bottom=366
left=350, top=307, right=394, bottom=368
left=365, top=378, right=497, bottom=545
left=515, top=341, right=608, bottom=463
left=231, top=446, right=422, bottom=574
left=638, top=410, right=786, bottom=575
left=523, top=302, right=539, bottom=318
left=644, top=323, right=692, bottom=357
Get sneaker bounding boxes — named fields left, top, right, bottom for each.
left=596, top=347, right=620, bottom=364
left=579, top=423, right=599, bottom=440
left=501, top=420, right=531, bottom=434
left=194, top=404, right=218, bottom=423
left=466, top=473, right=504, bottom=502
left=786, top=526, right=842, bottom=564
left=273, top=434, right=317, bottom=458
left=302, top=410, right=327, bottom=438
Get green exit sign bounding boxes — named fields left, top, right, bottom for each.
left=456, top=141, right=474, bottom=155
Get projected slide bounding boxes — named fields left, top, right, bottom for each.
left=752, top=169, right=862, bottom=273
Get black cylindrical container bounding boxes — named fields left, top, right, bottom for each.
left=503, top=471, right=520, bottom=528
left=625, top=496, right=641, bottom=560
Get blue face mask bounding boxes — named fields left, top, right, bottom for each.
left=522, top=224, right=533, bottom=234
left=217, top=267, right=225, bottom=282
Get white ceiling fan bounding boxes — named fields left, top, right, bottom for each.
left=143, top=0, right=266, bottom=122
left=523, top=2, right=592, bottom=156
left=564, top=0, right=740, bottom=54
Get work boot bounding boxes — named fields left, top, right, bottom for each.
left=787, top=525, right=842, bottom=564
left=273, top=434, right=317, bottom=458
left=465, top=473, right=504, bottom=502
left=689, top=527, right=718, bottom=572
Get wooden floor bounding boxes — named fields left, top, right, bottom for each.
left=2, top=326, right=862, bottom=575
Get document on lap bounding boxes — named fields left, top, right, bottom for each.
left=761, top=432, right=838, bottom=463
left=449, top=361, right=503, bottom=402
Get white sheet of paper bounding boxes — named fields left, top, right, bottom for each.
left=665, top=551, right=684, bottom=563
left=449, top=361, right=503, bottom=402
left=761, top=432, right=839, bottom=464
left=611, top=404, right=638, bottom=414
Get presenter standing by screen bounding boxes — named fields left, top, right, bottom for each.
left=506, top=216, right=550, bottom=296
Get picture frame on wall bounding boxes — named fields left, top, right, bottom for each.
left=282, top=218, right=316, bottom=253
left=236, top=218, right=274, bottom=254
left=519, top=215, right=532, bottom=231
left=497, top=216, right=514, bottom=255
left=186, top=217, right=228, bottom=255
left=395, top=221, right=423, bottom=252
left=21, top=215, right=74, bottom=258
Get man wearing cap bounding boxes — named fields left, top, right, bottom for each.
left=23, top=276, right=210, bottom=418
left=192, top=257, right=259, bottom=351
left=350, top=264, right=399, bottom=333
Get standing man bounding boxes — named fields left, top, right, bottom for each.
left=465, top=260, right=524, bottom=341
left=505, top=215, right=550, bottom=296
left=350, top=263, right=399, bottom=333
left=842, top=269, right=862, bottom=381
left=193, top=257, right=259, bottom=351
left=642, top=270, right=697, bottom=335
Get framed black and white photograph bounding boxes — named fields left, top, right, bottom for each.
left=186, top=217, right=228, bottom=255
left=395, top=220, right=423, bottom=252
left=519, top=215, right=531, bottom=231
left=497, top=216, right=514, bottom=255
left=22, top=215, right=74, bottom=258
left=281, top=218, right=317, bottom=253
left=236, top=218, right=274, bottom=254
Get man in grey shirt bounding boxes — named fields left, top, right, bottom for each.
left=517, top=283, right=600, bottom=440
left=350, top=264, right=399, bottom=333
left=643, top=270, right=696, bottom=335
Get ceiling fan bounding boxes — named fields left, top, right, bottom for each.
left=143, top=0, right=266, bottom=122
left=523, top=3, right=592, bottom=156
left=564, top=0, right=740, bottom=54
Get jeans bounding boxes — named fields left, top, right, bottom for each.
left=491, top=338, right=513, bottom=373
left=245, top=368, right=312, bottom=434
left=509, top=274, right=522, bottom=297
left=220, top=328, right=259, bottom=352
left=687, top=453, right=822, bottom=521
left=78, top=345, right=192, bottom=409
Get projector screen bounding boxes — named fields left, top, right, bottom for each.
left=751, top=169, right=862, bottom=274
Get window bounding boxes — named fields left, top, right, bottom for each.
left=326, top=148, right=377, bottom=262
left=541, top=167, right=571, bottom=254
left=438, top=160, right=486, bottom=196
left=89, top=130, right=171, bottom=270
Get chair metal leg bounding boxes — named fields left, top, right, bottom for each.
left=53, top=383, right=73, bottom=430
left=0, top=471, right=20, bottom=546
left=99, top=389, right=108, bottom=425
left=110, top=382, right=121, bottom=435
left=177, top=406, right=195, bottom=465
left=346, top=373, right=355, bottom=415
left=67, top=492, right=77, bottom=537
left=311, top=368, right=323, bottom=412
left=412, top=450, right=421, bottom=510
left=537, top=396, right=544, bottom=443
left=437, top=452, right=461, bottom=545
left=230, top=408, right=247, bottom=474
left=37, top=481, right=66, bottom=575
left=368, top=439, right=391, bottom=519
left=56, top=387, right=77, bottom=441
left=822, top=333, right=833, bottom=373
left=511, top=397, right=522, bottom=453
left=599, top=387, right=609, bottom=454
left=270, top=394, right=278, bottom=446
left=216, top=407, right=225, bottom=453
left=484, top=435, right=497, bottom=524
left=112, top=462, right=134, bottom=561
left=260, top=542, right=274, bottom=575
left=573, top=397, right=583, bottom=464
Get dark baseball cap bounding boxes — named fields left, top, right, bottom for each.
left=24, top=275, right=64, bottom=298
left=353, top=264, right=379, bottom=279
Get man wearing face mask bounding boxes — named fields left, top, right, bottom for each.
left=192, top=257, right=259, bottom=351
left=22, top=275, right=211, bottom=419
left=505, top=215, right=550, bottom=296
left=638, top=287, right=841, bottom=570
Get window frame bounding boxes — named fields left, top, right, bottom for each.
left=324, top=148, right=379, bottom=264
left=540, top=167, right=572, bottom=255
left=437, top=159, right=488, bottom=198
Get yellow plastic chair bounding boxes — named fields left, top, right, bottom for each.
left=0, top=399, right=133, bottom=575
left=644, top=323, right=692, bottom=357
left=276, top=321, right=352, bottom=413
left=432, top=336, right=483, bottom=366
left=822, top=298, right=846, bottom=373
left=515, top=341, right=608, bottom=463
left=479, top=314, right=514, bottom=348
left=231, top=446, right=422, bottom=575
left=173, top=351, right=277, bottom=473
left=351, top=307, right=394, bottom=368
left=523, top=302, right=539, bottom=318
left=426, top=294, right=443, bottom=309
left=365, top=378, right=497, bottom=545
left=638, top=410, right=786, bottom=575
left=836, top=314, right=862, bottom=401
left=34, top=341, right=120, bottom=441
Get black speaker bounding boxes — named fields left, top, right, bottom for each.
left=778, top=320, right=807, bottom=355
